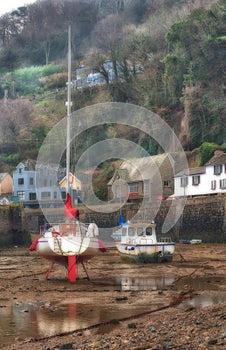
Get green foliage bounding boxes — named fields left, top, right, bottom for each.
left=189, top=93, right=225, bottom=147
left=0, top=153, right=20, bottom=166
left=31, top=125, right=48, bottom=144
left=7, top=65, right=63, bottom=95
left=0, top=0, right=225, bottom=175
left=164, top=4, right=225, bottom=91
left=199, top=142, right=226, bottom=166
left=164, top=2, right=225, bottom=144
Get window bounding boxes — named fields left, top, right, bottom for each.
left=43, top=179, right=47, bottom=187
left=54, top=191, right=57, bottom=199
left=220, top=179, right=226, bottom=189
left=146, top=227, right=153, bottom=236
left=128, top=183, right=138, bottom=193
left=29, top=193, right=36, bottom=200
left=41, top=191, right=51, bottom=199
left=211, top=180, right=216, bottom=190
left=19, top=168, right=22, bottom=174
left=122, top=227, right=127, bottom=236
left=143, top=180, right=149, bottom=194
left=163, top=180, right=169, bottom=187
left=214, top=165, right=222, bottom=175
left=29, top=177, right=34, bottom=185
left=137, top=227, right=144, bottom=236
left=192, top=175, right=200, bottom=186
left=115, top=185, right=121, bottom=198
left=18, top=178, right=24, bottom=185
left=128, top=227, right=135, bottom=237
left=17, top=191, right=25, bottom=200
left=180, top=176, right=188, bottom=187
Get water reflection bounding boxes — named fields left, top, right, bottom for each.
left=0, top=275, right=225, bottom=349
left=118, top=275, right=175, bottom=291
left=0, top=275, right=173, bottom=347
left=179, top=293, right=226, bottom=309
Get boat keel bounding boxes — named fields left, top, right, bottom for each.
left=68, top=255, right=76, bottom=282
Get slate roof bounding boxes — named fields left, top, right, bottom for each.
left=0, top=173, right=7, bottom=182
left=175, top=167, right=206, bottom=177
left=205, top=153, right=226, bottom=166
left=108, top=154, right=174, bottom=185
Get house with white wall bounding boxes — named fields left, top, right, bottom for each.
left=173, top=151, right=226, bottom=197
left=13, top=160, right=36, bottom=202
left=13, top=160, right=64, bottom=207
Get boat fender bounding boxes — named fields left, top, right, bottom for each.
left=29, top=239, right=39, bottom=251
left=127, top=246, right=135, bottom=251
left=98, top=239, right=107, bottom=253
left=51, top=228, right=61, bottom=235
left=86, top=223, right=99, bottom=237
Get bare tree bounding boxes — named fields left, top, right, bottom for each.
left=92, top=14, right=124, bottom=82
left=0, top=99, right=33, bottom=145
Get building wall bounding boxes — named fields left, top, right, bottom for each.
left=174, top=165, right=226, bottom=197
left=0, top=174, right=13, bottom=195
left=13, top=164, right=36, bottom=201
left=206, top=165, right=226, bottom=194
left=13, top=163, right=62, bottom=202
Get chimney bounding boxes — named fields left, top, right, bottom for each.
left=214, top=150, right=224, bottom=156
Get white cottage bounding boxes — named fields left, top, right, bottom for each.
left=173, top=151, right=226, bottom=197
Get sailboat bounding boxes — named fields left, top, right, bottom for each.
left=29, top=24, right=106, bottom=282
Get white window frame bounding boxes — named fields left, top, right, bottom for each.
left=17, top=191, right=25, bottom=200
left=192, top=175, right=200, bottom=186
left=180, top=176, right=188, bottom=187
left=214, top=164, right=222, bottom=175
left=128, top=183, right=138, bottom=193
left=220, top=179, right=226, bottom=189
left=211, top=180, right=216, bottom=190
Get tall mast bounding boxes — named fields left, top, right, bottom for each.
left=66, top=23, right=72, bottom=194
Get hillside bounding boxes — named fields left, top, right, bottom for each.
left=0, top=0, right=225, bottom=177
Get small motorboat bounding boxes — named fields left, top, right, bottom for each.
left=115, top=221, right=175, bottom=263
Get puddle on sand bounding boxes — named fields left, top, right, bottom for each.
left=117, top=275, right=175, bottom=291
left=178, top=293, right=226, bottom=310
left=0, top=275, right=225, bottom=348
left=0, top=299, right=149, bottom=348
left=0, top=274, right=173, bottom=348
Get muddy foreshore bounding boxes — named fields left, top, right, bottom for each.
left=0, top=244, right=226, bottom=349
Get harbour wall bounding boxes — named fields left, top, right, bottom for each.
left=0, top=195, right=225, bottom=247
left=0, top=205, right=30, bottom=247
left=84, top=195, right=226, bottom=243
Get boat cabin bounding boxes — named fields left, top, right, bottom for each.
left=120, top=223, right=157, bottom=244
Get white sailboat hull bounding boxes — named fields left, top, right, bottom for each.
left=30, top=222, right=106, bottom=266
left=37, top=236, right=104, bottom=258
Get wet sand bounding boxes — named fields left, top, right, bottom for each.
left=0, top=243, right=226, bottom=349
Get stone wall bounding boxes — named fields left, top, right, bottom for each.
left=84, top=195, right=226, bottom=243
left=0, top=195, right=225, bottom=247
left=0, top=205, right=30, bottom=247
